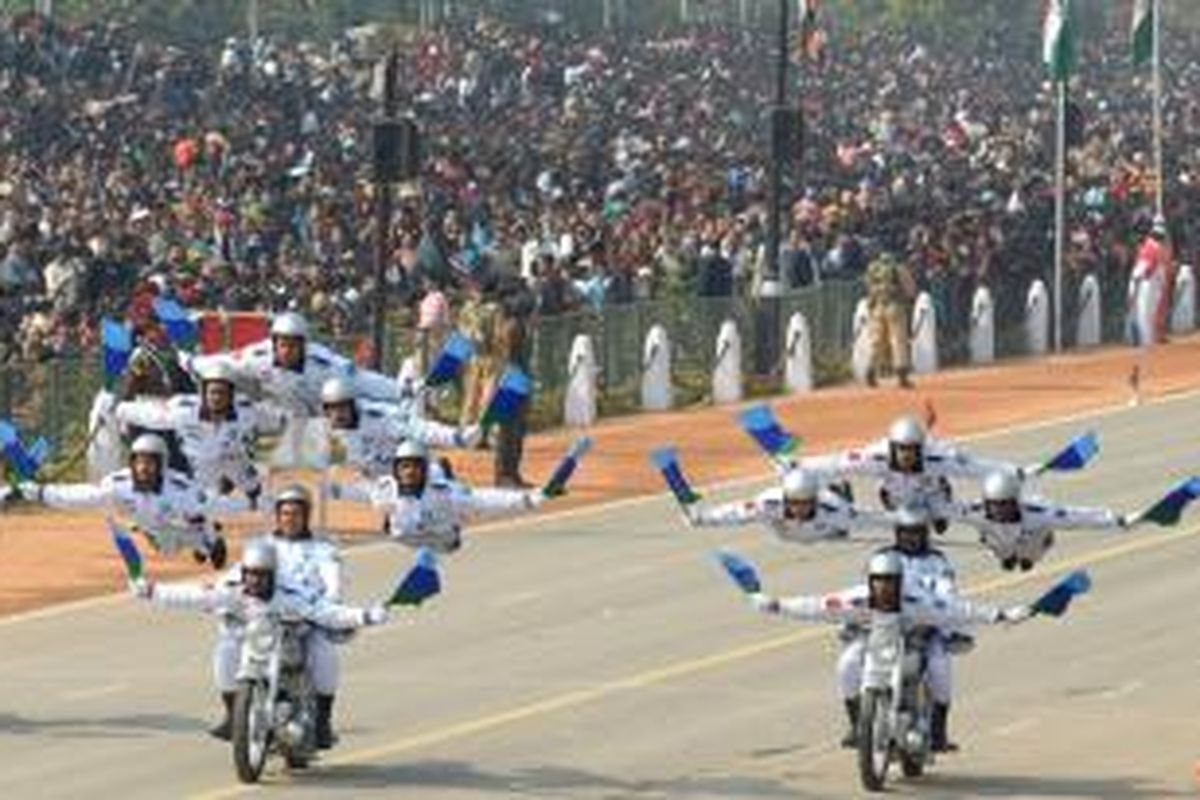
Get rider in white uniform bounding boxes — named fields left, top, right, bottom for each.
left=9, top=434, right=233, bottom=567
left=131, top=538, right=387, bottom=741
left=800, top=416, right=1009, bottom=531
left=329, top=440, right=549, bottom=554
left=685, top=469, right=890, bottom=544
left=953, top=469, right=1127, bottom=571
left=319, top=376, right=479, bottom=480
left=113, top=362, right=287, bottom=508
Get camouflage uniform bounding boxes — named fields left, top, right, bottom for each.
left=865, top=254, right=916, bottom=387
left=458, top=295, right=499, bottom=430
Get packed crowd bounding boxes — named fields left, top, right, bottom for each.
left=2, top=10, right=1198, bottom=365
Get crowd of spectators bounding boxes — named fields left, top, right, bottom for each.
left=2, top=9, right=1198, bottom=365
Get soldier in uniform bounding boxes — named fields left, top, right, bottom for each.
left=493, top=274, right=536, bottom=487
left=864, top=252, right=917, bottom=389
left=457, top=273, right=499, bottom=448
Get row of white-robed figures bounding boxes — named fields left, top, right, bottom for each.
left=559, top=265, right=1197, bottom=426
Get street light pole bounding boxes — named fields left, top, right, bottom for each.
left=372, top=49, right=399, bottom=371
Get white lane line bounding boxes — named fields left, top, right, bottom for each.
left=991, top=716, right=1040, bottom=737
left=1097, top=680, right=1143, bottom=701
left=5, top=383, right=1200, bottom=630
left=59, top=682, right=128, bottom=702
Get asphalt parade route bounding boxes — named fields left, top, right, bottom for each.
left=1, top=393, right=1197, bottom=799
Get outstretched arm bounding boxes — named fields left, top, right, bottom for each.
left=28, top=480, right=114, bottom=511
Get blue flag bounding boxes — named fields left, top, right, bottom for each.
left=542, top=437, right=592, bottom=498
left=650, top=446, right=701, bottom=505
left=1040, top=431, right=1099, bottom=473
left=152, top=297, right=197, bottom=348
left=387, top=548, right=441, bottom=607
left=102, top=318, right=133, bottom=383
left=108, top=518, right=144, bottom=581
left=1138, top=477, right=1200, bottom=527
left=425, top=331, right=476, bottom=387
left=714, top=549, right=762, bottom=594
left=0, top=419, right=50, bottom=481
left=480, top=366, right=532, bottom=428
left=738, top=404, right=801, bottom=458
left=1031, top=570, right=1092, bottom=617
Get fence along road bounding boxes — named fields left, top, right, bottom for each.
left=0, top=392, right=1196, bottom=799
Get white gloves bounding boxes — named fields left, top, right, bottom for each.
left=999, top=604, right=1033, bottom=624
left=363, top=605, right=389, bottom=626
left=129, top=579, right=154, bottom=600
left=457, top=424, right=483, bottom=448
left=750, top=593, right=781, bottom=615
left=523, top=490, right=548, bottom=510
left=679, top=503, right=699, bottom=528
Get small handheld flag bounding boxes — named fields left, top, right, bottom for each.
left=425, top=332, right=476, bottom=387
left=650, top=446, right=701, bottom=505
left=480, top=366, right=533, bottom=428
left=1136, top=477, right=1200, bottom=527
left=714, top=549, right=762, bottom=595
left=1031, top=569, right=1091, bottom=617
left=108, top=519, right=144, bottom=581
left=102, top=318, right=133, bottom=385
left=387, top=548, right=441, bottom=607
left=542, top=437, right=592, bottom=498
left=1037, top=431, right=1099, bottom=473
left=152, top=298, right=198, bottom=348
left=0, top=420, right=51, bottom=481
left=738, top=404, right=801, bottom=459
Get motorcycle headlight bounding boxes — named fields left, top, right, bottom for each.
left=245, top=618, right=278, bottom=659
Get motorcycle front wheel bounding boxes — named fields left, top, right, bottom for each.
left=857, top=688, right=892, bottom=793
left=232, top=679, right=272, bottom=783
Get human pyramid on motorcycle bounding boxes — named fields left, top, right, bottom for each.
left=0, top=311, right=589, bottom=783
left=654, top=404, right=1200, bottom=791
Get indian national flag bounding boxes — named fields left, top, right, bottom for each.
left=1131, top=0, right=1154, bottom=66
left=1043, top=0, right=1075, bottom=83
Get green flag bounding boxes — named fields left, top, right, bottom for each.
left=1043, top=0, right=1075, bottom=83
left=1131, top=0, right=1154, bottom=66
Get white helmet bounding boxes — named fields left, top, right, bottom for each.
left=321, top=376, right=355, bottom=406
left=274, top=483, right=313, bottom=509
left=270, top=311, right=309, bottom=339
left=394, top=439, right=429, bottom=462
left=888, top=415, right=926, bottom=446
left=782, top=469, right=819, bottom=502
left=241, top=538, right=278, bottom=571
left=867, top=550, right=904, bottom=579
left=130, top=433, right=169, bottom=460
left=197, top=361, right=236, bottom=385
left=894, top=505, right=930, bottom=530
left=982, top=469, right=1021, bottom=502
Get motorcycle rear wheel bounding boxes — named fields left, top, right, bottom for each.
left=857, top=688, right=892, bottom=792
left=232, top=679, right=272, bottom=783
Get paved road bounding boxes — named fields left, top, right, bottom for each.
left=1, top=394, right=1198, bottom=799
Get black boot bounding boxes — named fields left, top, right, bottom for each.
left=209, top=535, right=228, bottom=570
left=209, top=692, right=235, bottom=741
left=930, top=703, right=959, bottom=753
left=840, top=698, right=860, bottom=748
left=315, top=694, right=338, bottom=750
left=897, top=368, right=914, bottom=389
left=865, top=368, right=878, bottom=388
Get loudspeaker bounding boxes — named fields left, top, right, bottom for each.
left=374, top=117, right=420, bottom=182
left=770, top=106, right=804, bottom=162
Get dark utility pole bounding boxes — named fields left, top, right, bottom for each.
left=372, top=49, right=399, bottom=371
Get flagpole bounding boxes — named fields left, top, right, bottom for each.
left=1152, top=0, right=1164, bottom=218
left=1053, top=78, right=1066, bottom=354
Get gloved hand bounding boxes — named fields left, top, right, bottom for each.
left=1115, top=513, right=1131, bottom=529
left=129, top=578, right=154, bottom=600
left=456, top=424, right=483, bottom=448
left=363, top=605, right=389, bottom=626
left=999, top=604, right=1033, bottom=624
left=679, top=503, right=700, bottom=528
left=750, top=593, right=781, bottom=615
left=523, top=490, right=548, bottom=510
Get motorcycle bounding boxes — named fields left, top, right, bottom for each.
left=231, top=605, right=315, bottom=783
left=856, top=613, right=933, bottom=792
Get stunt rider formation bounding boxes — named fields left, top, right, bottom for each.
left=2, top=311, right=1198, bottom=790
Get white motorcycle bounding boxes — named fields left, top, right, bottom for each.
left=231, top=607, right=315, bottom=783
left=856, top=614, right=934, bottom=791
